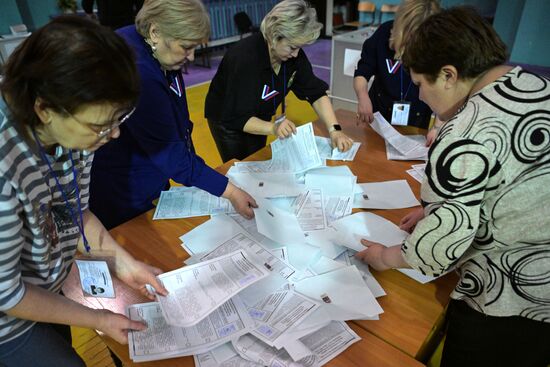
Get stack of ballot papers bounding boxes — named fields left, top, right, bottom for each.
left=370, top=112, right=429, bottom=161
left=129, top=119, right=447, bottom=363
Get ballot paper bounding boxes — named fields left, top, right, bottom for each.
left=385, top=135, right=429, bottom=161
left=331, top=212, right=441, bottom=283
left=253, top=197, right=307, bottom=245
left=270, top=123, right=323, bottom=173
left=304, top=228, right=347, bottom=260
left=232, top=321, right=360, bottom=366
left=304, top=166, right=357, bottom=197
left=371, top=112, right=426, bottom=155
left=179, top=214, right=245, bottom=255
left=229, top=214, right=322, bottom=272
left=249, top=290, right=320, bottom=346
left=331, top=212, right=410, bottom=251
left=353, top=180, right=420, bottom=209
left=308, top=253, right=386, bottom=299
left=406, top=168, right=424, bottom=182
left=231, top=160, right=273, bottom=173
left=315, top=136, right=361, bottom=161
left=154, top=250, right=269, bottom=327
left=199, top=232, right=296, bottom=306
left=324, top=195, right=353, bottom=224
left=153, top=186, right=235, bottom=219
left=293, top=265, right=383, bottom=320
left=127, top=297, right=253, bottom=362
left=228, top=172, right=305, bottom=198
left=406, top=163, right=426, bottom=183
left=293, top=189, right=327, bottom=232
left=333, top=252, right=386, bottom=298
left=194, top=343, right=262, bottom=367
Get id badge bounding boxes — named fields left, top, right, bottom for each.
left=75, top=259, right=116, bottom=298
left=391, top=101, right=411, bottom=126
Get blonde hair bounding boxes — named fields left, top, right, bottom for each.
left=389, top=0, right=440, bottom=59
left=260, top=0, right=322, bottom=47
left=136, top=0, right=210, bottom=42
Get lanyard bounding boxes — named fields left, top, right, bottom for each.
left=271, top=64, right=286, bottom=115
left=400, top=66, right=412, bottom=101
left=32, top=129, right=91, bottom=253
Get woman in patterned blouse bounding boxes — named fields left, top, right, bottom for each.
left=356, top=7, right=550, bottom=367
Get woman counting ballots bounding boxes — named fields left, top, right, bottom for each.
left=356, top=7, right=550, bottom=367
left=353, top=0, right=442, bottom=144
left=90, top=0, right=257, bottom=229
left=0, top=17, right=168, bottom=366
left=205, top=0, right=354, bottom=162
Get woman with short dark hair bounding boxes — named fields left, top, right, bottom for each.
left=0, top=16, right=167, bottom=366
left=356, top=7, right=550, bottom=366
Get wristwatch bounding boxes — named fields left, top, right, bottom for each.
left=328, top=124, right=342, bottom=133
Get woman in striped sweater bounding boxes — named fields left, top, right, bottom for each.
left=0, top=16, right=167, bottom=366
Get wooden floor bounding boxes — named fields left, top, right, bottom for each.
left=71, top=81, right=319, bottom=366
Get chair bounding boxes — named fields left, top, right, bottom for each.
left=233, top=11, right=259, bottom=38
left=378, top=4, right=400, bottom=25
left=340, top=2, right=375, bottom=31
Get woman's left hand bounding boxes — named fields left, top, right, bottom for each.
left=354, top=240, right=391, bottom=271
left=330, top=131, right=354, bottom=152
left=116, top=257, right=168, bottom=300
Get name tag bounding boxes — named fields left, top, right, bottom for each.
left=76, top=259, right=116, bottom=298
left=391, top=101, right=411, bottom=126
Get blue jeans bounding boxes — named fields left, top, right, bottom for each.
left=0, top=323, right=85, bottom=367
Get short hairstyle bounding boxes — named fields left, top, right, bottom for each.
left=135, top=0, right=210, bottom=43
left=261, top=0, right=322, bottom=47
left=402, top=6, right=507, bottom=83
left=1, top=16, right=139, bottom=134
left=389, top=0, right=441, bottom=59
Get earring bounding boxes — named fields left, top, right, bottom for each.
left=151, top=43, right=157, bottom=52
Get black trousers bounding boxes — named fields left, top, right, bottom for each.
left=207, top=119, right=267, bottom=163
left=441, top=299, right=550, bottom=367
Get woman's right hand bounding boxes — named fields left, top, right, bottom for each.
left=357, top=95, right=374, bottom=124
left=273, top=118, right=297, bottom=139
left=399, top=207, right=425, bottom=233
left=96, top=309, right=147, bottom=344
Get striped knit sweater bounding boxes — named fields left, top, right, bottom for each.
left=0, top=97, right=93, bottom=343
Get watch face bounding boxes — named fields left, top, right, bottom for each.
left=333, top=124, right=342, bottom=131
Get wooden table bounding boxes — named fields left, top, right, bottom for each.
left=64, top=109, right=456, bottom=365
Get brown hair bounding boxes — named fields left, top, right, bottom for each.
left=402, top=6, right=507, bottom=82
left=389, top=0, right=440, bottom=59
left=1, top=16, right=139, bottom=132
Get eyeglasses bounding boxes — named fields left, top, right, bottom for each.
left=63, top=107, right=136, bottom=139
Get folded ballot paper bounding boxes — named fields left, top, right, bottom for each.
left=371, top=112, right=429, bottom=160
left=353, top=180, right=420, bottom=209
left=153, top=186, right=235, bottom=219
left=331, top=212, right=441, bottom=283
